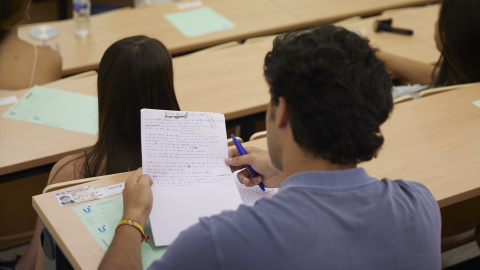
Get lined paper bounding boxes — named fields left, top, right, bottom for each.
left=141, top=109, right=242, bottom=246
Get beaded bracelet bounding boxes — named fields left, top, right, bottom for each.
left=116, top=219, right=150, bottom=243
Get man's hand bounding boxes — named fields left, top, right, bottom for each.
left=225, top=147, right=283, bottom=188
left=122, top=168, right=153, bottom=227
left=99, top=168, right=153, bottom=270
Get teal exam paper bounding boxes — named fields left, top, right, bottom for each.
left=165, top=6, right=235, bottom=37
left=73, top=195, right=167, bottom=269
left=473, top=99, right=480, bottom=108
left=2, top=86, right=98, bottom=135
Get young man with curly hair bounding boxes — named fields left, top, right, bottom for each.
left=100, top=25, right=441, bottom=270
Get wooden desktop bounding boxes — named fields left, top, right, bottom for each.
left=32, top=84, right=480, bottom=269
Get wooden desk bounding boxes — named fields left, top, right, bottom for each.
left=0, top=75, right=98, bottom=177
left=33, top=86, right=479, bottom=267
left=33, top=84, right=479, bottom=268
left=245, top=85, right=480, bottom=207
left=2, top=20, right=449, bottom=177
left=341, top=4, right=440, bottom=64
left=271, top=0, right=438, bottom=26
left=0, top=38, right=273, bottom=176
left=31, top=139, right=268, bottom=269
left=18, top=0, right=297, bottom=75
left=174, top=39, right=272, bottom=120
left=19, top=0, right=439, bottom=76
left=363, top=84, right=480, bottom=207
left=34, top=172, right=133, bottom=270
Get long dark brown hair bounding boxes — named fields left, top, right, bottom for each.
left=83, top=35, right=180, bottom=177
left=432, top=0, right=480, bottom=86
left=0, top=0, right=31, bottom=41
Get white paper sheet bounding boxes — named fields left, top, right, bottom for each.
left=0, top=96, right=18, bottom=106
left=141, top=109, right=242, bottom=246
left=233, top=170, right=278, bottom=206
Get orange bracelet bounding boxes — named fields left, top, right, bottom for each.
left=116, top=219, right=150, bottom=243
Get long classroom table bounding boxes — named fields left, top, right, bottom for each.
left=0, top=39, right=272, bottom=176
left=340, top=4, right=440, bottom=64
left=18, top=0, right=438, bottom=75
left=1, top=2, right=445, bottom=177
left=32, top=83, right=480, bottom=269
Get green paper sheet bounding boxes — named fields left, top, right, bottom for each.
left=73, top=195, right=167, bottom=269
left=473, top=100, right=480, bottom=108
left=165, top=6, right=235, bottom=37
left=2, top=86, right=98, bottom=135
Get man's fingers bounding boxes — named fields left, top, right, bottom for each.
left=138, top=174, right=153, bottom=187
left=227, top=148, right=240, bottom=159
left=237, top=170, right=262, bottom=187
left=225, top=154, right=254, bottom=167
left=125, top=168, right=143, bottom=187
left=149, top=176, right=154, bottom=186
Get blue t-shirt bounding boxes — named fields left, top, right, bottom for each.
left=148, top=168, right=441, bottom=270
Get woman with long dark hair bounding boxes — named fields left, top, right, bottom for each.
left=17, top=35, right=180, bottom=270
left=48, top=35, right=180, bottom=181
left=377, top=0, right=480, bottom=88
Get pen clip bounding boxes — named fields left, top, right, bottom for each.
left=206, top=112, right=216, bottom=129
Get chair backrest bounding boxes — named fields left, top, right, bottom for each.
left=249, top=130, right=267, bottom=141
left=244, top=35, right=277, bottom=44
left=187, top=41, right=240, bottom=56
left=227, top=136, right=243, bottom=147
left=334, top=16, right=361, bottom=26
left=418, top=83, right=475, bottom=98
left=393, top=95, right=414, bottom=104
left=61, top=70, right=97, bottom=82
left=43, top=178, right=96, bottom=194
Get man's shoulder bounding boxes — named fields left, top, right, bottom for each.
left=386, top=178, right=434, bottom=198
left=382, top=178, right=439, bottom=214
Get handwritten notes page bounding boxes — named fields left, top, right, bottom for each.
left=141, top=109, right=242, bottom=246
left=233, top=170, right=278, bottom=206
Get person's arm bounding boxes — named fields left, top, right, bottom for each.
left=376, top=50, right=436, bottom=85
left=225, top=146, right=284, bottom=188
left=99, top=168, right=153, bottom=270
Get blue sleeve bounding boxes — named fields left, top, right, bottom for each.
left=147, top=218, right=220, bottom=270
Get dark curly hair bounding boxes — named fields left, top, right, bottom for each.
left=264, top=25, right=393, bottom=164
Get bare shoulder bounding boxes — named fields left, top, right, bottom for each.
left=48, top=152, right=86, bottom=186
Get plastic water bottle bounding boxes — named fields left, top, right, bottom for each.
left=73, top=0, right=91, bottom=36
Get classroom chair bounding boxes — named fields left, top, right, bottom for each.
left=42, top=178, right=97, bottom=194
left=60, top=70, right=98, bottom=82
left=249, top=131, right=267, bottom=141
left=187, top=41, right=240, bottom=56
left=440, top=196, right=480, bottom=251
left=244, top=35, right=277, bottom=45
left=333, top=16, right=362, bottom=26
left=418, top=82, right=475, bottom=98
left=38, top=177, right=98, bottom=270
left=393, top=95, right=414, bottom=104
left=227, top=137, right=243, bottom=147
left=382, top=5, right=431, bottom=16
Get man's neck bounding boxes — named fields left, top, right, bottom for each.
left=281, top=141, right=356, bottom=181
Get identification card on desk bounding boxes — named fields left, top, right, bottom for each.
left=54, top=186, right=100, bottom=207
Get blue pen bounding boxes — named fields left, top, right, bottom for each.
left=230, top=134, right=265, bottom=192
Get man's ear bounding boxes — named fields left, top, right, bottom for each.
left=276, top=97, right=290, bottom=129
